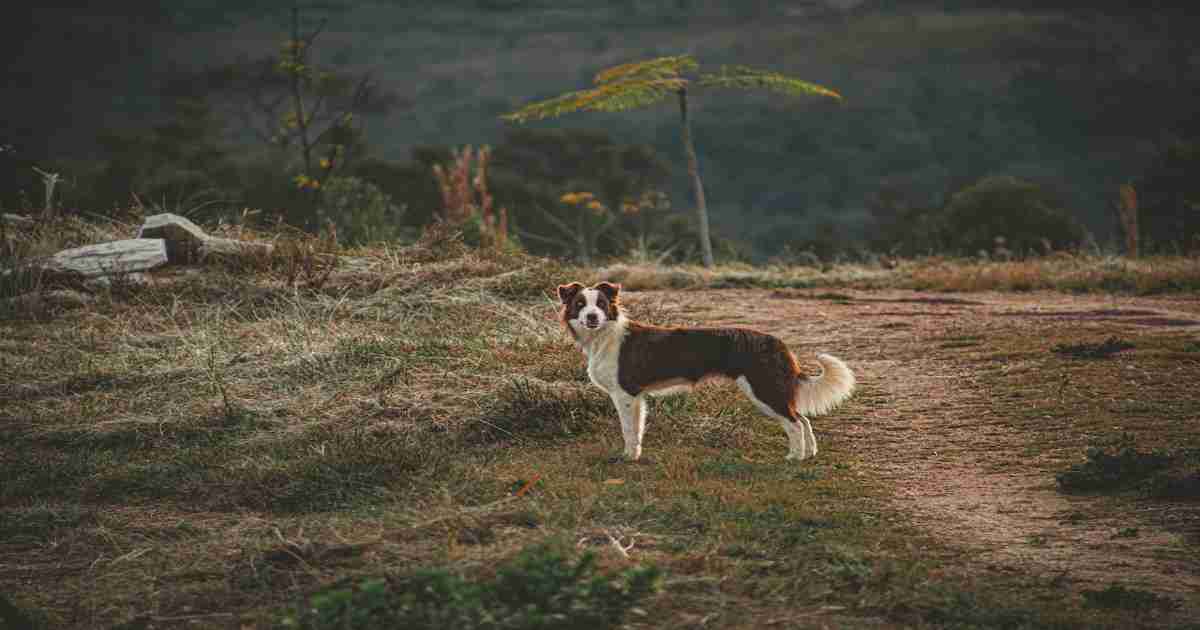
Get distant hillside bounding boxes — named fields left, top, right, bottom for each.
left=5, top=1, right=1198, bottom=258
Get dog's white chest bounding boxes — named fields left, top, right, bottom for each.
left=583, top=331, right=623, bottom=394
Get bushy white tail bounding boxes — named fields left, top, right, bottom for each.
left=794, top=353, right=856, bottom=416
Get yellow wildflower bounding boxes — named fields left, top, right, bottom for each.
left=319, top=158, right=332, bottom=169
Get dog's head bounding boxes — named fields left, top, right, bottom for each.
left=558, top=281, right=622, bottom=336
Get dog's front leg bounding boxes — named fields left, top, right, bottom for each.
left=611, top=392, right=646, bottom=461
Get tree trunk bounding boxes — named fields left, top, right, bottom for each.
left=677, top=87, right=714, bottom=268
left=289, top=7, right=322, bottom=227
left=577, top=208, right=590, bottom=264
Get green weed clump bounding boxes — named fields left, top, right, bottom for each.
left=281, top=544, right=661, bottom=630
left=1081, top=583, right=1179, bottom=612
left=1056, top=434, right=1171, bottom=493
left=1052, top=336, right=1136, bottom=359
left=1057, top=433, right=1200, bottom=497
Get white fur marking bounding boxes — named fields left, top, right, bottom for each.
left=567, top=290, right=640, bottom=458
left=611, top=392, right=644, bottom=460
left=795, top=353, right=856, bottom=417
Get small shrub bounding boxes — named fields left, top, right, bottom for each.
left=1056, top=434, right=1171, bottom=493
left=457, top=212, right=524, bottom=253
left=1145, top=451, right=1200, bottom=499
left=1081, top=583, right=1179, bottom=612
left=319, top=176, right=404, bottom=246
left=0, top=593, right=48, bottom=630
left=918, top=589, right=1043, bottom=629
left=939, top=176, right=1086, bottom=256
left=282, top=544, right=661, bottom=630
left=1052, top=336, right=1135, bottom=359
left=1136, top=140, right=1200, bottom=254
left=432, top=145, right=510, bottom=250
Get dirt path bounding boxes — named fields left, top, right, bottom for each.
left=633, top=288, right=1200, bottom=618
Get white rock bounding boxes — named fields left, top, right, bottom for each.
left=1, top=213, right=34, bottom=227
left=138, top=213, right=208, bottom=243
left=138, top=213, right=210, bottom=263
left=47, top=239, right=168, bottom=277
left=137, top=213, right=274, bottom=262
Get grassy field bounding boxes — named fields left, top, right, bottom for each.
left=2, top=222, right=1198, bottom=628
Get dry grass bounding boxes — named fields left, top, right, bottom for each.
left=1, top=214, right=141, bottom=318
left=901, top=254, right=1200, bottom=294
left=956, top=325, right=1200, bottom=497
left=2, top=222, right=1196, bottom=628
left=602, top=254, right=1200, bottom=295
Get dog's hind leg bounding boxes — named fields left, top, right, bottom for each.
left=736, top=376, right=810, bottom=461
left=611, top=392, right=647, bottom=461
left=796, top=414, right=817, bottom=459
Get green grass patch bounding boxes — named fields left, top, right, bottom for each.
left=1052, top=336, right=1136, bottom=359
left=0, top=503, right=93, bottom=544
left=281, top=543, right=661, bottom=630
left=696, top=455, right=822, bottom=482
left=1056, top=434, right=1178, bottom=494
left=1081, top=583, right=1180, bottom=612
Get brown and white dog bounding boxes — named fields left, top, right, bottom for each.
left=558, top=281, right=855, bottom=462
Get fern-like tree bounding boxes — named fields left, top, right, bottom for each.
left=502, top=55, right=841, bottom=267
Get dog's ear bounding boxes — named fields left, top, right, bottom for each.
left=594, top=282, right=621, bottom=301
left=557, top=282, right=585, bottom=304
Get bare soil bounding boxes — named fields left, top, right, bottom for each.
left=632, top=288, right=1200, bottom=619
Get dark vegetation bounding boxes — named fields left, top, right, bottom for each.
left=1057, top=433, right=1200, bottom=498
left=1081, top=584, right=1181, bottom=613
left=283, top=544, right=662, bottom=630
left=3, top=2, right=1199, bottom=261
left=1052, top=336, right=1136, bottom=359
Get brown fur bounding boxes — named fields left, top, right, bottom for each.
left=617, top=322, right=805, bottom=419
left=557, top=281, right=807, bottom=421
